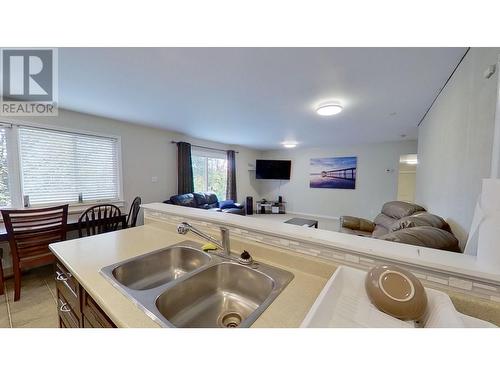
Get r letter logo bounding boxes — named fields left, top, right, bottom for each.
left=1, top=48, right=58, bottom=116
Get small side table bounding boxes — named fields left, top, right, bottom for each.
left=284, top=217, right=319, bottom=228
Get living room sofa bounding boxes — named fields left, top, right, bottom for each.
left=340, top=201, right=461, bottom=252
left=164, top=192, right=245, bottom=215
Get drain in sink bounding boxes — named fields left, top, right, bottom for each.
left=219, top=312, right=242, bottom=328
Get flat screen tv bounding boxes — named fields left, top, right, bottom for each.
left=255, top=159, right=291, bottom=180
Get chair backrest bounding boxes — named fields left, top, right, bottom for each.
left=1, top=205, right=69, bottom=266
left=127, top=196, right=141, bottom=228
left=78, top=204, right=122, bottom=237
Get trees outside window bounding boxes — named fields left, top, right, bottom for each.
left=192, top=152, right=227, bottom=200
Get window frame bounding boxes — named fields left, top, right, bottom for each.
left=0, top=118, right=124, bottom=211
left=191, top=147, right=228, bottom=200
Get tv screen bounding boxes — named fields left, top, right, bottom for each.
left=256, top=159, right=291, bottom=180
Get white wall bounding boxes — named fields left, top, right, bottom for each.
left=258, top=140, right=417, bottom=219
left=416, top=48, right=500, bottom=248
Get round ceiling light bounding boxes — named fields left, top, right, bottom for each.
left=316, top=103, right=343, bottom=116
left=282, top=142, right=297, bottom=148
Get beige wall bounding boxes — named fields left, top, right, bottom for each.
left=416, top=48, right=500, bottom=248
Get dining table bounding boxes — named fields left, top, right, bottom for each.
left=0, top=213, right=128, bottom=242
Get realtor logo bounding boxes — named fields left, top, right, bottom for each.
left=1, top=48, right=58, bottom=116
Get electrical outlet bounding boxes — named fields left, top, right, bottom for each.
left=151, top=176, right=158, bottom=183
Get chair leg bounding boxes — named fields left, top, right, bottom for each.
left=0, top=259, right=4, bottom=296
left=13, top=267, right=21, bottom=301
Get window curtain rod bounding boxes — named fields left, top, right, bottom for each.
left=170, top=141, right=239, bottom=154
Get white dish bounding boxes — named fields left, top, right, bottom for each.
left=301, top=265, right=496, bottom=328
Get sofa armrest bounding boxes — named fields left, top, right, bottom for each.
left=340, top=216, right=375, bottom=233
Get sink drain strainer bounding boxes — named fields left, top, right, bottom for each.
left=219, top=312, right=242, bottom=328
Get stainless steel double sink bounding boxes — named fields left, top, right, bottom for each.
left=100, top=241, right=294, bottom=328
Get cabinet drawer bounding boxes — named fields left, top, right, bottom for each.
left=82, top=291, right=116, bottom=328
left=57, top=290, right=80, bottom=328
left=55, top=261, right=80, bottom=314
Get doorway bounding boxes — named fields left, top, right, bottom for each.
left=397, top=154, right=417, bottom=203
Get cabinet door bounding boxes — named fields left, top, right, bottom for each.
left=55, top=261, right=80, bottom=314
left=82, top=316, right=97, bottom=328
left=82, top=291, right=116, bottom=328
left=57, top=290, right=80, bottom=328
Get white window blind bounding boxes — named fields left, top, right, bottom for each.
left=0, top=127, right=11, bottom=207
left=19, top=126, right=120, bottom=205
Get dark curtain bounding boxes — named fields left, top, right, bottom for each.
left=226, top=150, right=237, bottom=201
left=177, top=142, right=194, bottom=195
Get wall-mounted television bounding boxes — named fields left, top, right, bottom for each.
left=256, top=159, right=291, bottom=180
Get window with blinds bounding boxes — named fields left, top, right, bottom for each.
left=19, top=126, right=120, bottom=205
left=0, top=127, right=11, bottom=207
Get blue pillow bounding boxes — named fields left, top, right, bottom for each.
left=219, top=200, right=237, bottom=209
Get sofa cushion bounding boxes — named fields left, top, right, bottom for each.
left=170, top=193, right=197, bottom=207
left=411, top=212, right=452, bottom=232
left=340, top=227, right=373, bottom=237
left=389, top=212, right=451, bottom=233
left=379, top=227, right=460, bottom=252
left=373, top=213, right=395, bottom=228
left=341, top=216, right=375, bottom=232
left=372, top=226, right=389, bottom=238
left=381, top=201, right=426, bottom=219
left=193, top=192, right=208, bottom=207
left=219, top=199, right=238, bottom=209
left=202, top=192, right=219, bottom=208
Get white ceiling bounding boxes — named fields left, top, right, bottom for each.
left=58, top=48, right=466, bottom=150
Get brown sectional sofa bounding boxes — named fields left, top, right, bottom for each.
left=340, top=201, right=461, bottom=252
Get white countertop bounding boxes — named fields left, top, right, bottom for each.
left=142, top=203, right=500, bottom=284
left=49, top=225, right=332, bottom=328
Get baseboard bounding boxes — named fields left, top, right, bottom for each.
left=286, top=211, right=340, bottom=221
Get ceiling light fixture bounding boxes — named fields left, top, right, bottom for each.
left=282, top=142, right=297, bottom=148
left=316, top=103, right=343, bottom=116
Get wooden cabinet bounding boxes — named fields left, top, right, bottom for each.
left=55, top=261, right=116, bottom=328
left=81, top=289, right=116, bottom=328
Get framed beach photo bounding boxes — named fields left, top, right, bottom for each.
left=309, top=156, right=357, bottom=189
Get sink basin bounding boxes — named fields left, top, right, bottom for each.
left=156, top=262, right=278, bottom=328
left=110, top=246, right=211, bottom=290
left=101, top=240, right=294, bottom=327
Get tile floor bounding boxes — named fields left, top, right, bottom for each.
left=0, top=265, right=59, bottom=328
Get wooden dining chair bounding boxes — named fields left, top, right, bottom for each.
left=127, top=196, right=142, bottom=228
left=0, top=248, right=4, bottom=296
left=1, top=204, right=69, bottom=301
left=78, top=204, right=122, bottom=238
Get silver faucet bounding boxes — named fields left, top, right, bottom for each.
left=177, top=222, right=231, bottom=257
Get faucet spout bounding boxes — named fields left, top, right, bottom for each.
left=177, top=222, right=231, bottom=256
left=220, top=227, right=231, bottom=257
